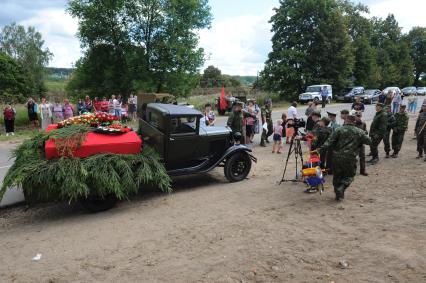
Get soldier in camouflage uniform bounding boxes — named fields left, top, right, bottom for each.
left=227, top=102, right=245, bottom=144
left=390, top=104, right=409, bottom=158
left=415, top=102, right=426, bottom=161
left=260, top=99, right=273, bottom=146
left=368, top=103, right=388, bottom=165
left=354, top=111, right=368, bottom=176
left=383, top=104, right=396, bottom=158
left=321, top=115, right=371, bottom=201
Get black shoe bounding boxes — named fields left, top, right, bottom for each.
left=416, top=154, right=423, bottom=159
left=385, top=153, right=390, bottom=158
left=368, top=158, right=379, bottom=165
left=360, top=172, right=369, bottom=176
left=260, top=142, right=266, bottom=147
left=391, top=153, right=398, bottom=158
left=266, top=139, right=270, bottom=144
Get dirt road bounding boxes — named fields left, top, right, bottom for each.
left=1, top=113, right=426, bottom=283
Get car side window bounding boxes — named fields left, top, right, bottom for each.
left=149, top=111, right=164, bottom=132
left=170, top=116, right=197, bottom=135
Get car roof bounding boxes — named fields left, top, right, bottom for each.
left=148, top=103, right=203, bottom=117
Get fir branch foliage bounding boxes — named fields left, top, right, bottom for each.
left=1, top=125, right=171, bottom=203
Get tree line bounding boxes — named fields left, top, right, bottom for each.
left=259, top=0, right=426, bottom=99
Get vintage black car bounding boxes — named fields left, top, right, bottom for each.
left=139, top=104, right=256, bottom=182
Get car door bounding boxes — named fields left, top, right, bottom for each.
left=166, top=115, right=202, bottom=170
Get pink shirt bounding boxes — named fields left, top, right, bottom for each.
left=274, top=125, right=283, bottom=136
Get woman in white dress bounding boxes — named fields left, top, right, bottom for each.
left=39, top=98, right=52, bottom=130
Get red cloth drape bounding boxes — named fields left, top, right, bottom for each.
left=45, top=125, right=142, bottom=159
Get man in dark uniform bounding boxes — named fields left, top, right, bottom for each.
left=321, top=114, right=371, bottom=201
left=415, top=102, right=426, bottom=161
left=326, top=111, right=340, bottom=174
left=354, top=111, right=368, bottom=176
left=260, top=99, right=273, bottom=146
left=391, top=104, right=409, bottom=158
left=368, top=103, right=388, bottom=165
left=227, top=102, right=245, bottom=144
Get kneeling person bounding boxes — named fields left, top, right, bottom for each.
left=320, top=115, right=371, bottom=201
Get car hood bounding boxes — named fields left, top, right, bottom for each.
left=200, top=126, right=232, bottom=136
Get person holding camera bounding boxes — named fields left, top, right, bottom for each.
left=320, top=114, right=371, bottom=201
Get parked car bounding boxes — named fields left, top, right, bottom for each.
left=402, top=86, right=417, bottom=97
left=335, top=86, right=365, bottom=102
left=139, top=103, right=256, bottom=182
left=382, top=87, right=402, bottom=96
left=417, top=87, right=426, bottom=95
left=355, top=89, right=381, bottom=104
left=298, top=84, right=333, bottom=104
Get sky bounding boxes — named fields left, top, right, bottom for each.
left=0, top=0, right=425, bottom=76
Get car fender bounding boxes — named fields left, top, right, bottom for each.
left=220, top=145, right=257, bottom=164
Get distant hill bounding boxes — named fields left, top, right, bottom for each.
left=46, top=67, right=74, bottom=80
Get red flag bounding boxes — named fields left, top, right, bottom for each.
left=219, top=86, right=228, bottom=110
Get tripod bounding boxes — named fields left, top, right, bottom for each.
left=279, top=131, right=304, bottom=184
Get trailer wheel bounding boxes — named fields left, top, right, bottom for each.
left=224, top=152, right=252, bottom=182
left=80, top=194, right=118, bottom=213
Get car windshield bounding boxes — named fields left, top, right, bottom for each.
left=306, top=86, right=322, bottom=92
left=171, top=116, right=197, bottom=135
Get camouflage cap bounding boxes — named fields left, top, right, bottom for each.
left=312, top=110, right=322, bottom=117
left=340, top=109, right=350, bottom=115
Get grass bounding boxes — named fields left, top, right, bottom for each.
left=45, top=79, right=68, bottom=92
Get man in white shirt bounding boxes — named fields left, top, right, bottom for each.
left=287, top=102, right=298, bottom=120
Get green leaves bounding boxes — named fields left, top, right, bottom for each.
left=67, top=0, right=212, bottom=98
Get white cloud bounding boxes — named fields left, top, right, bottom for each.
left=199, top=9, right=274, bottom=76
left=367, top=0, right=426, bottom=32
left=19, top=8, right=81, bottom=68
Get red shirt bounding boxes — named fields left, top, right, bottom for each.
left=4, top=108, right=15, bottom=120
left=94, top=101, right=102, bottom=111
left=101, top=101, right=109, bottom=111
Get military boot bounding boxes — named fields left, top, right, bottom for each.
left=368, top=157, right=379, bottom=165
left=334, top=186, right=345, bottom=201
left=385, top=152, right=390, bottom=158
left=416, top=153, right=423, bottom=159
left=391, top=152, right=398, bottom=158
left=260, top=140, right=266, bottom=147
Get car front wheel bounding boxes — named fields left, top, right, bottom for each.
left=224, top=152, right=252, bottom=182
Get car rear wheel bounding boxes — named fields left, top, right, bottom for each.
left=224, top=152, right=252, bottom=182
left=80, top=194, right=118, bottom=213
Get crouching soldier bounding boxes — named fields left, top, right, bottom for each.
left=391, top=105, right=409, bottom=158
left=320, top=115, right=371, bottom=201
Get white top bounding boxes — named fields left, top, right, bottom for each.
left=113, top=99, right=121, bottom=110
left=287, top=106, right=298, bottom=120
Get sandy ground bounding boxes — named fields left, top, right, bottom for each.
left=1, top=118, right=426, bottom=283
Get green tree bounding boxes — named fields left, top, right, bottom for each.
left=67, top=0, right=211, bottom=98
left=0, top=22, right=52, bottom=94
left=200, top=65, right=222, bottom=87
left=405, top=27, right=426, bottom=85
left=353, top=35, right=379, bottom=88
left=261, top=0, right=354, bottom=98
left=0, top=52, right=36, bottom=103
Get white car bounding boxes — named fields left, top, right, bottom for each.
left=417, top=87, right=426, bottom=95
left=299, top=84, right=333, bottom=104
left=382, top=86, right=402, bottom=95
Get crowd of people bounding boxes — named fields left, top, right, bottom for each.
left=2, top=95, right=139, bottom=136
left=221, top=92, right=426, bottom=202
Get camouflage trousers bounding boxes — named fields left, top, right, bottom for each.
left=332, top=155, right=357, bottom=190
left=417, top=130, right=426, bottom=155
left=261, top=121, right=273, bottom=142
left=383, top=130, right=391, bottom=154
left=359, top=145, right=366, bottom=174
left=391, top=131, right=405, bottom=154
left=370, top=134, right=385, bottom=159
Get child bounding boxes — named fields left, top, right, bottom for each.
left=121, top=103, right=129, bottom=122
left=272, top=119, right=283, bottom=154
left=285, top=118, right=295, bottom=144
left=3, top=105, right=16, bottom=136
